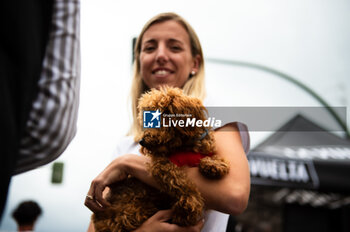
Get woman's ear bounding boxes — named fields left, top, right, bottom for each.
left=191, top=54, right=201, bottom=73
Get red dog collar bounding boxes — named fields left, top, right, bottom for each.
left=169, top=151, right=213, bottom=167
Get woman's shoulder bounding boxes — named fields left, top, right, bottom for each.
left=214, top=122, right=250, bottom=154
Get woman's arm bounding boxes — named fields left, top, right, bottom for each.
left=185, top=124, right=250, bottom=215
left=127, top=124, right=250, bottom=215
left=85, top=124, right=250, bottom=215
left=125, top=125, right=250, bottom=215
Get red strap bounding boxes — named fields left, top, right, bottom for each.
left=169, top=151, right=213, bottom=167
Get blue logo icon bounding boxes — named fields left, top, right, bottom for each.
left=143, top=109, right=161, bottom=128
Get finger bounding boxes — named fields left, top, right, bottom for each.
left=84, top=181, right=108, bottom=213
left=84, top=197, right=105, bottom=213
left=92, top=181, right=111, bottom=208
left=84, top=192, right=106, bottom=213
left=192, top=218, right=205, bottom=231
left=152, top=209, right=173, bottom=221
left=86, top=182, right=96, bottom=201
left=166, top=218, right=205, bottom=232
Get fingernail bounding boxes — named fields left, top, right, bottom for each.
left=96, top=201, right=103, bottom=208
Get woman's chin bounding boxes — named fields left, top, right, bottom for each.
left=153, top=83, right=173, bottom=90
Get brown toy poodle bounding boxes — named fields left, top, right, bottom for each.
left=93, top=87, right=229, bottom=232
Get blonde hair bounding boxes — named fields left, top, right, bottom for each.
left=129, top=12, right=206, bottom=140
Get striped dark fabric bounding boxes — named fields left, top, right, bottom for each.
left=15, top=0, right=80, bottom=174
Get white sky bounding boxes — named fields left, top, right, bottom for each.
left=1, top=1, right=349, bottom=231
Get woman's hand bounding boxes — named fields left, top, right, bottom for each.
left=84, top=155, right=130, bottom=212
left=134, top=210, right=204, bottom=232
left=86, top=209, right=204, bottom=232
left=85, top=154, right=159, bottom=213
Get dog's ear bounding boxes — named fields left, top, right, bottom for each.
left=137, top=87, right=182, bottom=113
left=157, top=87, right=184, bottom=110
left=169, top=94, right=208, bottom=138
left=137, top=88, right=164, bottom=126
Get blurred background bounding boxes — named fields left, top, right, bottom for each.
left=1, top=0, right=349, bottom=231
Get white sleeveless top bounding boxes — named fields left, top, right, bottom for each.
left=112, top=122, right=250, bottom=232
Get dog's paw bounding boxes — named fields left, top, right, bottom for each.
left=171, top=195, right=204, bottom=226
left=199, top=156, right=229, bottom=179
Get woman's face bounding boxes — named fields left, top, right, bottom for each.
left=140, top=20, right=200, bottom=89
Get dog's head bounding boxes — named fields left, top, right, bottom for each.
left=138, top=87, right=214, bottom=157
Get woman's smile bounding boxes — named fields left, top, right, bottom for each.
left=152, top=68, right=174, bottom=78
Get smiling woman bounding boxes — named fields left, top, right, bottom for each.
left=85, top=12, right=250, bottom=232
left=130, top=12, right=206, bottom=140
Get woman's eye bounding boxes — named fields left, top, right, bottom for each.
left=171, top=46, right=181, bottom=51
left=143, top=46, right=155, bottom=52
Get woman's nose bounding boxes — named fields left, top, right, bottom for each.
left=155, top=44, right=169, bottom=64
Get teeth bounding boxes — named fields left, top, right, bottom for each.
left=155, top=70, right=169, bottom=75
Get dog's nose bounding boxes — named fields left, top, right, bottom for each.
left=139, top=138, right=146, bottom=147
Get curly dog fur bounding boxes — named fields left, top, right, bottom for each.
left=92, top=87, right=229, bottom=232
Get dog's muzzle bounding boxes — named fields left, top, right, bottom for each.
left=139, top=138, right=156, bottom=150
left=139, top=138, right=147, bottom=147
